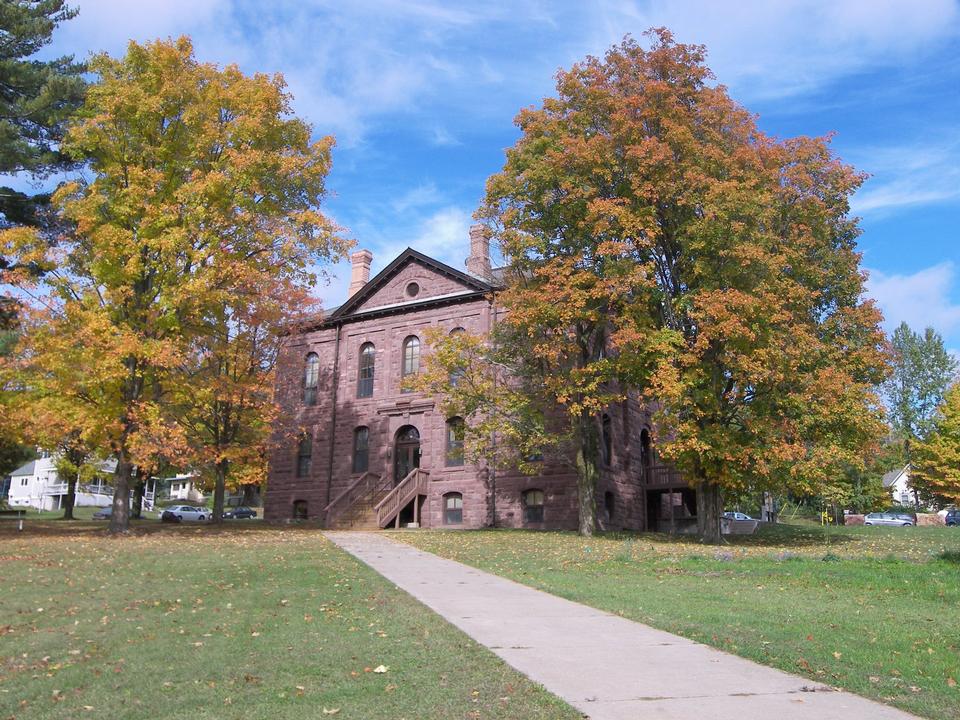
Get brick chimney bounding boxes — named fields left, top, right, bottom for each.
left=348, top=249, right=373, bottom=298
left=465, top=224, right=492, bottom=279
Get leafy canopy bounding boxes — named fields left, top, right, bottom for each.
left=1, top=37, right=347, bottom=530
left=470, top=29, right=888, bottom=538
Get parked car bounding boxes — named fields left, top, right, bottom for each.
left=92, top=506, right=112, bottom=520
left=723, top=511, right=754, bottom=521
left=161, top=505, right=209, bottom=523
left=223, top=506, right=257, bottom=520
left=864, top=512, right=915, bottom=527
left=946, top=509, right=960, bottom=526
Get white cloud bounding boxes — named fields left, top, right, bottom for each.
left=391, top=182, right=443, bottom=213
left=590, top=0, right=960, bottom=100
left=850, top=139, right=960, bottom=215
left=866, top=262, right=960, bottom=338
left=318, top=206, right=473, bottom=308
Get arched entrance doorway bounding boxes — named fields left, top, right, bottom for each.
left=394, top=425, right=421, bottom=483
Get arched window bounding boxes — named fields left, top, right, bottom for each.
left=292, top=499, right=308, bottom=520
left=401, top=336, right=420, bottom=392
left=353, top=426, right=369, bottom=474
left=296, top=433, right=312, bottom=477
left=303, top=353, right=320, bottom=405
left=357, top=343, right=375, bottom=398
left=445, top=417, right=465, bottom=467
left=601, top=414, right=612, bottom=466
left=444, top=492, right=463, bottom=524
left=604, top=491, right=615, bottom=522
left=522, top=489, right=544, bottom=524
left=449, top=328, right=466, bottom=387
left=640, top=429, right=652, bottom=469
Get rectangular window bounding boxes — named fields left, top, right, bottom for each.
left=444, top=494, right=463, bottom=525
left=296, top=435, right=313, bottom=478
left=353, top=427, right=369, bottom=474
left=445, top=419, right=465, bottom=467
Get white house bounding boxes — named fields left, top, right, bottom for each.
left=164, top=473, right=204, bottom=502
left=7, top=453, right=114, bottom=511
left=882, top=464, right=913, bottom=507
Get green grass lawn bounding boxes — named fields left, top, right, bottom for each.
left=398, top=524, right=960, bottom=720
left=0, top=521, right=578, bottom=720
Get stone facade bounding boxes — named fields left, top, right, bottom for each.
left=265, top=240, right=683, bottom=530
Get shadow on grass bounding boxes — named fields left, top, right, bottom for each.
left=0, top=518, right=324, bottom=539
left=597, top=522, right=859, bottom=549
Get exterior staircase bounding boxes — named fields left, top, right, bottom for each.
left=323, top=468, right=430, bottom=530
left=324, top=472, right=391, bottom=530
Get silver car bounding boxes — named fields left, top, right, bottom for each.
left=162, top=505, right=209, bottom=522
left=864, top=512, right=915, bottom=527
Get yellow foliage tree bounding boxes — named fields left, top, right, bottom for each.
left=1, top=38, right=347, bottom=532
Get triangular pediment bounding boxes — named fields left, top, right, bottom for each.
left=327, top=248, right=495, bottom=323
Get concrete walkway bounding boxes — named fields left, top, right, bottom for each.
left=325, top=532, right=920, bottom=720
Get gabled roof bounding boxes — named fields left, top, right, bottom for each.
left=9, top=460, right=36, bottom=477
left=319, top=248, right=498, bottom=327
left=882, top=464, right=910, bottom=488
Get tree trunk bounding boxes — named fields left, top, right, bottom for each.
left=62, top=472, right=77, bottom=520
left=240, top=483, right=259, bottom=506
left=696, top=481, right=723, bottom=544
left=132, top=473, right=145, bottom=519
left=574, top=411, right=599, bottom=536
left=212, top=459, right=228, bottom=523
left=109, top=454, right=132, bottom=534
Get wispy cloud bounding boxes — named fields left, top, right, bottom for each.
left=391, top=182, right=443, bottom=213
left=590, top=0, right=960, bottom=100
left=866, top=262, right=960, bottom=338
left=850, top=138, right=960, bottom=215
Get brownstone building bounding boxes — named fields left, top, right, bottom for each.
left=265, top=227, right=695, bottom=530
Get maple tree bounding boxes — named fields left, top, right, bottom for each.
left=476, top=29, right=887, bottom=541
left=910, top=383, right=960, bottom=506
left=169, top=274, right=319, bottom=523
left=0, top=37, right=347, bottom=532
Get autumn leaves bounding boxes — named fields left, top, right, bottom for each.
left=0, top=38, right=350, bottom=530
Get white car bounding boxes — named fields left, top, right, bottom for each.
left=161, top=505, right=209, bottom=522
left=723, top=511, right=754, bottom=521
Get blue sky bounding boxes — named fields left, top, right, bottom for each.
left=34, top=0, right=960, bottom=352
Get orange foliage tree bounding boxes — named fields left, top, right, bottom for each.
left=0, top=38, right=347, bottom=532
left=479, top=29, right=888, bottom=541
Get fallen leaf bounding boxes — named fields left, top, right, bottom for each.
left=373, top=665, right=388, bottom=673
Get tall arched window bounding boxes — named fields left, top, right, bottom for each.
left=296, top=433, right=312, bottom=477
left=357, top=343, right=375, bottom=398
left=601, top=413, right=612, bottom=466
left=401, top=336, right=420, bottom=392
left=449, top=327, right=466, bottom=387
left=353, top=426, right=369, bottom=473
left=303, top=352, right=320, bottom=406
left=444, top=492, right=463, bottom=524
left=522, top=489, right=545, bottom=524
left=445, top=417, right=465, bottom=467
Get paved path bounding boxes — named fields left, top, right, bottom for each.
left=325, top=531, right=920, bottom=720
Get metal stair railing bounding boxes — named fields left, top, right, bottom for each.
left=374, top=468, right=430, bottom=529
left=323, top=472, right=386, bottom=528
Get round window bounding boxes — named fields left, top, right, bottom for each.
left=406, top=282, right=420, bottom=298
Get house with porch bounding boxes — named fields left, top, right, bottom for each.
left=265, top=226, right=693, bottom=531
left=6, top=453, right=115, bottom=511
